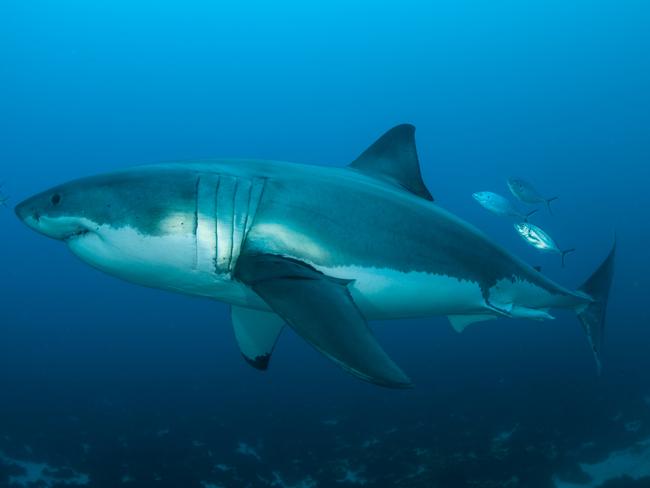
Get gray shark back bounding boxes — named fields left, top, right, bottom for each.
left=238, top=160, right=573, bottom=303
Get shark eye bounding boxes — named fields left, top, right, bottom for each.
left=51, top=194, right=61, bottom=205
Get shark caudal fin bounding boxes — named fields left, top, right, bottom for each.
left=575, top=241, right=616, bottom=373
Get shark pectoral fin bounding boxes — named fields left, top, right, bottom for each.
left=235, top=254, right=413, bottom=389
left=447, top=314, right=496, bottom=333
left=349, top=124, right=434, bottom=202
left=231, top=306, right=285, bottom=370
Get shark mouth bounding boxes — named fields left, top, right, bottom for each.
left=29, top=215, right=98, bottom=242
left=64, top=228, right=92, bottom=242
left=56, top=219, right=95, bottom=242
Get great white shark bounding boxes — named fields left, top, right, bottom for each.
left=15, top=125, right=615, bottom=388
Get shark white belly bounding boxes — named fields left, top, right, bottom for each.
left=314, top=265, right=486, bottom=320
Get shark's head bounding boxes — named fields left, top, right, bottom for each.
left=16, top=183, right=94, bottom=241
left=15, top=167, right=201, bottom=289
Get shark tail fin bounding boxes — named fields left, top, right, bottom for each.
left=575, top=241, right=616, bottom=373
left=524, top=209, right=538, bottom=222
left=546, top=196, right=559, bottom=214
left=561, top=248, right=576, bottom=267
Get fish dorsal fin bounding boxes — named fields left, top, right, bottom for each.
left=349, top=124, right=434, bottom=202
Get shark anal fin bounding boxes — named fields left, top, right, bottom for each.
left=485, top=300, right=555, bottom=322
left=510, top=306, right=555, bottom=321
left=349, top=124, right=434, bottom=202
left=235, top=254, right=413, bottom=388
left=447, top=314, right=496, bottom=333
left=231, top=306, right=285, bottom=370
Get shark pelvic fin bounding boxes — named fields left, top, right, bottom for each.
left=447, top=314, right=496, bottom=333
left=349, top=124, right=434, bottom=202
left=235, top=253, right=413, bottom=388
left=231, top=306, right=285, bottom=370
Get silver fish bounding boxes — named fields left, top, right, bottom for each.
left=472, top=191, right=537, bottom=221
left=508, top=178, right=558, bottom=214
left=514, top=222, right=575, bottom=267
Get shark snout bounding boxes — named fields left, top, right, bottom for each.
left=15, top=197, right=39, bottom=227
left=15, top=195, right=91, bottom=241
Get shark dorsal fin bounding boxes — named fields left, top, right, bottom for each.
left=349, top=124, right=434, bottom=202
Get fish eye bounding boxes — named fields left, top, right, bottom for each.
left=51, top=194, right=61, bottom=205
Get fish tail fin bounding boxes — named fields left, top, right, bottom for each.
left=524, top=209, right=538, bottom=222
left=546, top=196, right=559, bottom=214
left=561, top=248, right=576, bottom=267
left=574, top=240, right=616, bottom=373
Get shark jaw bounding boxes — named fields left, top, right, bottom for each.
left=17, top=213, right=95, bottom=242
left=62, top=221, right=258, bottom=307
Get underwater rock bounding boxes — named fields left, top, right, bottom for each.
left=554, top=437, right=650, bottom=488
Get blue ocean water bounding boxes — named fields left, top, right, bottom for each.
left=1, top=1, right=649, bottom=487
